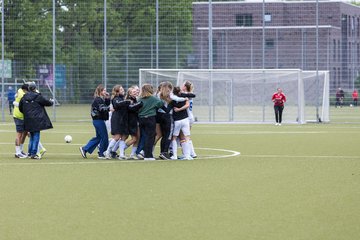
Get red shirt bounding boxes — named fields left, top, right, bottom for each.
left=352, top=91, right=358, bottom=100
left=272, top=92, right=286, bottom=106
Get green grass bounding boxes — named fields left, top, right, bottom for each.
left=0, top=105, right=360, bottom=240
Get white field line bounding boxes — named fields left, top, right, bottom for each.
left=241, top=154, right=360, bottom=159
left=0, top=147, right=240, bottom=166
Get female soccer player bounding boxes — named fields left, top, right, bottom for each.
left=79, top=84, right=110, bottom=159
left=122, top=86, right=143, bottom=159
left=272, top=87, right=286, bottom=126
left=181, top=80, right=197, bottom=158
left=170, top=86, right=192, bottom=160
left=138, top=83, right=164, bottom=160
left=104, top=85, right=131, bottom=159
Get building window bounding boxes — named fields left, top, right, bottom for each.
left=236, top=14, right=253, bottom=27
left=264, top=13, right=272, bottom=22
left=265, top=39, right=275, bottom=49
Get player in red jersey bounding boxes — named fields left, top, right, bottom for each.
left=272, top=88, right=286, bottom=126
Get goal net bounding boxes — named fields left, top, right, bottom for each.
left=139, top=69, right=329, bottom=124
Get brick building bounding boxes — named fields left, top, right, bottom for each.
left=192, top=0, right=360, bottom=91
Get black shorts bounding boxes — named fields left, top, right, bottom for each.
left=128, top=125, right=138, bottom=136
left=14, top=117, right=25, bottom=132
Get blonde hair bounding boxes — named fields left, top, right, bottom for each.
left=111, top=85, right=123, bottom=99
left=140, top=83, right=154, bottom=98
left=183, top=80, right=194, bottom=92
left=159, top=81, right=173, bottom=103
left=125, top=87, right=134, bottom=100
left=94, top=84, right=105, bottom=98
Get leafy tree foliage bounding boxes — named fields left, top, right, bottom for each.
left=3, top=0, right=193, bottom=102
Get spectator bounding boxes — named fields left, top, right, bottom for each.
left=13, top=83, right=29, bottom=158
left=19, top=82, right=53, bottom=159
left=7, top=86, right=15, bottom=115
left=335, top=88, right=345, bottom=108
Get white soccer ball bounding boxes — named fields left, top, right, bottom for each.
left=64, top=135, right=72, bottom=143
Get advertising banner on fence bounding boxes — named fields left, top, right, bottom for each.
left=36, top=64, right=66, bottom=88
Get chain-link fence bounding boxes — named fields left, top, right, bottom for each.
left=1, top=0, right=360, bottom=122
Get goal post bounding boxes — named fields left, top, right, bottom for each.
left=139, top=68, right=329, bottom=124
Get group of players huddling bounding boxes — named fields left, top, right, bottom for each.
left=79, top=81, right=197, bottom=161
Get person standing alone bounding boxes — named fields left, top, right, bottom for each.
left=352, top=89, right=358, bottom=107
left=7, top=86, right=15, bottom=115
left=272, top=88, right=286, bottom=126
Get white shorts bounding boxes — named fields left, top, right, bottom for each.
left=173, top=118, right=191, bottom=137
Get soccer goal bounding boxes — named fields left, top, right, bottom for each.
left=139, top=69, right=330, bottom=124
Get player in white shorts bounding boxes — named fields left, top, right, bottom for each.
left=181, top=80, right=197, bottom=158
left=170, top=86, right=193, bottom=160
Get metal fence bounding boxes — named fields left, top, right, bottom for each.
left=1, top=0, right=360, bottom=122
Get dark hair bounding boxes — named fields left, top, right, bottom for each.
left=21, top=83, right=29, bottom=91
left=28, top=82, right=37, bottom=91
left=173, top=86, right=181, bottom=96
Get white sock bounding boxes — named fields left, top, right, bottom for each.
left=182, top=140, right=191, bottom=158
left=107, top=139, right=117, bottom=153
left=119, top=140, right=126, bottom=157
left=131, top=146, right=137, bottom=156
left=171, top=140, right=178, bottom=158
left=189, top=140, right=196, bottom=156
left=112, top=140, right=120, bottom=152
left=20, top=144, right=24, bottom=152
left=15, top=146, right=21, bottom=154
left=38, top=141, right=44, bottom=150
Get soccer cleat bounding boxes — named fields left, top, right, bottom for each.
left=159, top=153, right=170, bottom=160
left=104, top=151, right=112, bottom=159
left=110, top=151, right=118, bottom=159
left=15, top=153, right=28, bottom=159
left=39, top=148, right=47, bottom=158
left=144, top=158, right=155, bottom=161
left=191, top=154, right=198, bottom=159
left=136, top=152, right=144, bottom=159
left=97, top=155, right=106, bottom=159
left=170, top=156, right=178, bottom=160
left=118, top=155, right=126, bottom=160
left=79, top=147, right=87, bottom=158
left=30, top=154, right=41, bottom=160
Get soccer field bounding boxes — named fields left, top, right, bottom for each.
left=0, top=106, right=359, bottom=240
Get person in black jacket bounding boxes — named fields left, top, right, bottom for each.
left=103, top=85, right=131, bottom=159
left=79, top=84, right=110, bottom=159
left=19, top=82, right=53, bottom=159
left=123, top=86, right=143, bottom=159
